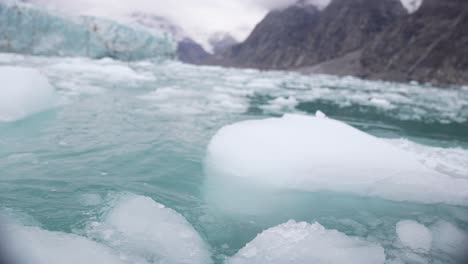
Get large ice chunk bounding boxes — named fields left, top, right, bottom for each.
left=204, top=114, right=468, bottom=209
left=396, top=220, right=432, bottom=252
left=227, top=220, right=385, bottom=264
left=0, top=66, right=56, bottom=121
left=0, top=2, right=175, bottom=61
left=87, top=194, right=212, bottom=264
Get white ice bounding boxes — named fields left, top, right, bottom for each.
left=430, top=220, right=468, bottom=257
left=396, top=220, right=432, bottom=252
left=0, top=1, right=175, bottom=61
left=0, top=66, right=56, bottom=121
left=4, top=223, right=125, bottom=264
left=205, top=114, right=468, bottom=208
left=87, top=194, right=212, bottom=264
left=227, top=220, right=385, bottom=264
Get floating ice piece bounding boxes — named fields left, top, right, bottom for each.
left=0, top=66, right=56, bottom=121
left=315, top=110, right=327, bottom=118
left=0, top=2, right=175, bottom=61
left=88, top=194, right=212, bottom=264
left=260, top=96, right=298, bottom=113
left=431, top=220, right=468, bottom=257
left=396, top=220, right=432, bottom=252
left=4, top=224, right=124, bottom=264
left=205, top=114, right=468, bottom=207
left=369, top=98, right=395, bottom=109
left=227, top=220, right=385, bottom=264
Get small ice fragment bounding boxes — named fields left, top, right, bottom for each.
left=396, top=220, right=432, bottom=252
left=315, top=110, right=327, bottom=118
left=431, top=220, right=468, bottom=256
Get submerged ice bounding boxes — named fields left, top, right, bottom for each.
left=0, top=1, right=175, bottom=60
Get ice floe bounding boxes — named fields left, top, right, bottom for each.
left=205, top=114, right=468, bottom=208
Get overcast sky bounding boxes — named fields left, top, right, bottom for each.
left=27, top=0, right=419, bottom=49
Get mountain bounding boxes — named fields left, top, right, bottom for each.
left=215, top=0, right=468, bottom=86
left=217, top=0, right=406, bottom=70
left=208, top=32, right=238, bottom=54
left=128, top=13, right=186, bottom=41
left=177, top=38, right=211, bottom=64
left=361, top=0, right=468, bottom=86
left=218, top=1, right=321, bottom=69
left=301, top=0, right=407, bottom=64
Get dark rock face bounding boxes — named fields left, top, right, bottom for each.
left=361, top=0, right=468, bottom=86
left=177, top=39, right=211, bottom=65
left=218, top=0, right=405, bottom=70
left=220, top=2, right=321, bottom=69
left=303, top=0, right=406, bottom=64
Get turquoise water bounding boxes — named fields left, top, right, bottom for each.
left=1, top=53, right=468, bottom=264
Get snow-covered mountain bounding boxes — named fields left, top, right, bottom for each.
left=126, top=12, right=188, bottom=42
left=208, top=32, right=238, bottom=55
left=400, top=0, right=423, bottom=13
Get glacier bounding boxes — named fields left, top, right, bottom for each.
left=0, top=1, right=175, bottom=60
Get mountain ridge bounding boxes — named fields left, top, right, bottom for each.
left=211, top=0, right=468, bottom=87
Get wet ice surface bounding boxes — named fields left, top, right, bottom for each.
left=0, top=53, right=467, bottom=264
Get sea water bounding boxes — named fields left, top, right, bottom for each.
left=0, top=53, right=467, bottom=264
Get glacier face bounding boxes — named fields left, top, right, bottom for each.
left=0, top=1, right=176, bottom=61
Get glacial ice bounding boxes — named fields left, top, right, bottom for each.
left=0, top=1, right=175, bottom=61
left=0, top=66, right=56, bottom=121
left=87, top=194, right=212, bottom=264
left=227, top=220, right=385, bottom=264
left=396, top=220, right=432, bottom=252
left=204, top=114, right=468, bottom=209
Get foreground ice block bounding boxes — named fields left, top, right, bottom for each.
left=0, top=66, right=56, bottom=121
left=204, top=114, right=468, bottom=209
left=0, top=2, right=175, bottom=61
left=228, top=220, right=385, bottom=264
left=87, top=194, right=212, bottom=264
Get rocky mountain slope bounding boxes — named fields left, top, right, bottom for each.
left=361, top=0, right=468, bottom=86
left=215, top=0, right=468, bottom=87
left=218, top=1, right=321, bottom=69
left=209, top=32, right=238, bottom=54
left=217, top=0, right=406, bottom=69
